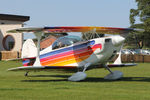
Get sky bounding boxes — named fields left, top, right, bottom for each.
left=0, top=0, right=137, bottom=39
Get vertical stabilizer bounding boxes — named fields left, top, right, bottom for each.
left=114, top=50, right=122, bottom=64
left=22, top=39, right=37, bottom=58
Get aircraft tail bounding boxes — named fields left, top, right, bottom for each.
left=22, top=39, right=37, bottom=58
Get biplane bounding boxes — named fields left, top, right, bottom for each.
left=7, top=26, right=139, bottom=81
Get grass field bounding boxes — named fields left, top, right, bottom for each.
left=0, top=61, right=150, bottom=100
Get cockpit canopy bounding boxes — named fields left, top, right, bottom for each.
left=52, top=35, right=81, bottom=50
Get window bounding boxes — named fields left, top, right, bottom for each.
left=52, top=35, right=81, bottom=50
left=3, top=35, right=15, bottom=51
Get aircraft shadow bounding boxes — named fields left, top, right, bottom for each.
left=27, top=75, right=70, bottom=78
left=21, top=75, right=69, bottom=82
left=21, top=75, right=150, bottom=82
left=21, top=79, right=67, bottom=82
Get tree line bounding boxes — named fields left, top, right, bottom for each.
left=127, top=0, right=150, bottom=49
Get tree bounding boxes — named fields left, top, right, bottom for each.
left=129, top=0, right=150, bottom=48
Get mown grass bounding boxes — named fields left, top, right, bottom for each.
left=0, top=61, right=150, bottom=100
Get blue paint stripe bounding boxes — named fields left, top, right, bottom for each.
left=23, top=60, right=30, bottom=64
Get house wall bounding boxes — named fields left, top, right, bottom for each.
left=0, top=20, right=23, bottom=52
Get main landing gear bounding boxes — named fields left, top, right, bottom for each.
left=104, top=65, right=123, bottom=80
left=68, top=63, right=123, bottom=81
left=68, top=63, right=91, bottom=82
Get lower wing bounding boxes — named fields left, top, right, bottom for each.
left=7, top=63, right=137, bottom=72
left=8, top=66, right=77, bottom=72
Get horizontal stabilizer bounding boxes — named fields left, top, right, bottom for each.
left=8, top=66, right=77, bottom=71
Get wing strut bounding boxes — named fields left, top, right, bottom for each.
left=33, top=32, right=43, bottom=66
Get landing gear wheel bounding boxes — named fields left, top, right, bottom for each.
left=68, top=72, right=87, bottom=82
left=104, top=71, right=123, bottom=80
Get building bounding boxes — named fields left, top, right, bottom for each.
left=0, top=14, right=30, bottom=52
left=40, top=35, right=57, bottom=50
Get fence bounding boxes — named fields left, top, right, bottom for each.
left=112, top=54, right=150, bottom=63
left=0, top=51, right=21, bottom=60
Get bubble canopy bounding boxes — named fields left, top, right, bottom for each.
left=52, top=35, right=81, bottom=50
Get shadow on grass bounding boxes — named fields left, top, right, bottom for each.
left=28, top=75, right=70, bottom=78
left=21, top=74, right=150, bottom=82
left=21, top=79, right=67, bottom=82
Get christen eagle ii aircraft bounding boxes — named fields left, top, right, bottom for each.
left=7, top=26, right=139, bottom=81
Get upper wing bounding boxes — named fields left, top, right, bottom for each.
left=7, top=26, right=140, bottom=35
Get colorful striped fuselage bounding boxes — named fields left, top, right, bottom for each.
left=23, top=39, right=103, bottom=67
